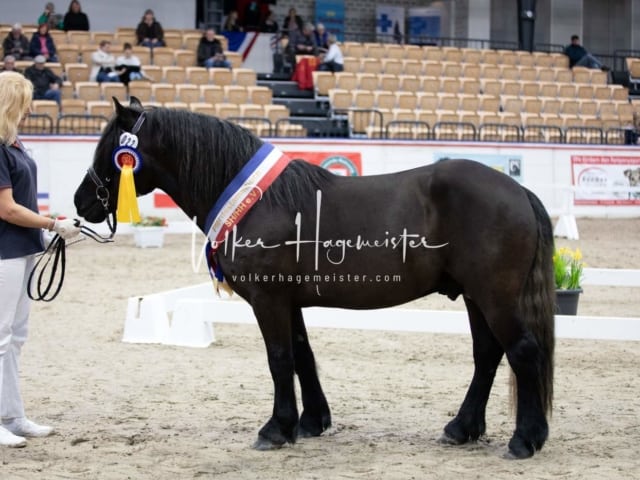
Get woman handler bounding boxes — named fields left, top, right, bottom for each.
left=0, top=71, right=81, bottom=447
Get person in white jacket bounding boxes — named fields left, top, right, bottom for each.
left=114, top=42, right=149, bottom=85
left=318, top=34, right=343, bottom=72
left=90, top=40, right=123, bottom=83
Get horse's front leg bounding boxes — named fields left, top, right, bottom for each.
left=440, top=298, right=504, bottom=445
left=292, top=308, right=331, bottom=438
left=252, top=296, right=299, bottom=450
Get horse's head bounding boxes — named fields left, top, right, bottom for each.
left=74, top=97, right=159, bottom=223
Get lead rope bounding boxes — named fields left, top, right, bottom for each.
left=27, top=232, right=67, bottom=302
left=28, top=215, right=117, bottom=302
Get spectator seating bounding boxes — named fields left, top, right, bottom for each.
left=319, top=42, right=632, bottom=142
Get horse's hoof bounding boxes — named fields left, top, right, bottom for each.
left=504, top=442, right=535, bottom=460
left=437, top=432, right=464, bottom=445
left=507, top=434, right=536, bottom=459
left=252, top=436, right=285, bottom=451
left=503, top=448, right=533, bottom=460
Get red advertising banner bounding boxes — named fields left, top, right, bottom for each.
left=154, top=151, right=362, bottom=208
left=571, top=155, right=640, bottom=205
left=286, top=151, right=362, bottom=176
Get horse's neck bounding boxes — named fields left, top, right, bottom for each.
left=153, top=160, right=212, bottom=231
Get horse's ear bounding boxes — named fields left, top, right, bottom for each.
left=128, top=96, right=144, bottom=110
left=113, top=96, right=127, bottom=117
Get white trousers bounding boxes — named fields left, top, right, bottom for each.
left=0, top=256, right=33, bottom=420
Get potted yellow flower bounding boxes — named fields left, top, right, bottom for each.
left=131, top=215, right=168, bottom=248
left=553, top=246, right=585, bottom=315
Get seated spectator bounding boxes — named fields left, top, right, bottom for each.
left=197, top=28, right=231, bottom=69
left=3, top=24, right=31, bottom=61
left=0, top=55, right=22, bottom=74
left=90, top=41, right=122, bottom=83
left=136, top=9, right=165, bottom=48
left=24, top=55, right=62, bottom=107
left=38, top=2, right=64, bottom=30
left=115, top=43, right=150, bottom=85
left=564, top=35, right=609, bottom=71
left=29, top=22, right=58, bottom=63
left=314, top=23, right=329, bottom=52
left=244, top=1, right=261, bottom=31
left=318, top=34, right=343, bottom=72
left=287, top=22, right=317, bottom=63
left=282, top=7, right=303, bottom=36
left=222, top=10, right=242, bottom=32
left=260, top=10, right=279, bottom=33
left=63, top=0, right=90, bottom=32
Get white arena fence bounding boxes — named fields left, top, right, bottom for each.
left=122, top=267, right=640, bottom=348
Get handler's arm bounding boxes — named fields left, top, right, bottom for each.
left=0, top=187, right=54, bottom=230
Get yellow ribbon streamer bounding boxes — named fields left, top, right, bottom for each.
left=213, top=276, right=234, bottom=297
left=116, top=164, right=141, bottom=223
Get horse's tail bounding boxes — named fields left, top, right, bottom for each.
left=515, top=188, right=555, bottom=418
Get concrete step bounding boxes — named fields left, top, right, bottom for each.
left=273, top=98, right=330, bottom=117
left=258, top=80, right=314, bottom=99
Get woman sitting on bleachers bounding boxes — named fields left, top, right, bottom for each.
left=29, top=22, right=58, bottom=62
left=63, top=0, right=90, bottom=32
left=135, top=9, right=165, bottom=48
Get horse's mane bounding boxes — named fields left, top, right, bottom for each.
left=98, top=107, right=335, bottom=214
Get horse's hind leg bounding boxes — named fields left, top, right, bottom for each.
left=252, top=297, right=299, bottom=450
left=291, top=308, right=331, bottom=438
left=504, top=331, right=550, bottom=459
left=440, top=298, right=504, bottom=445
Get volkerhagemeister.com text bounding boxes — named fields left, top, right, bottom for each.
left=229, top=273, right=402, bottom=284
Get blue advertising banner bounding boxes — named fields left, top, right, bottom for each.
left=408, top=7, right=441, bottom=44
left=315, top=0, right=345, bottom=41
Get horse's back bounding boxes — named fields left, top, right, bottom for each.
left=424, top=159, right=540, bottom=309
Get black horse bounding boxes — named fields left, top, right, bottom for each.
left=74, top=98, right=555, bottom=459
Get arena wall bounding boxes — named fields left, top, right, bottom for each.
left=23, top=137, right=640, bottom=231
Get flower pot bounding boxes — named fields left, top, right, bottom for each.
left=132, top=226, right=166, bottom=248
left=555, top=288, right=582, bottom=315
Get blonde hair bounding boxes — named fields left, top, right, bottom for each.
left=0, top=72, right=33, bottom=145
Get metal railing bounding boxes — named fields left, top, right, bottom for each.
left=330, top=112, right=640, bottom=145
left=343, top=31, right=567, bottom=54
left=613, top=49, right=640, bottom=72
left=19, top=114, right=54, bottom=134
left=56, top=114, right=110, bottom=135
left=227, top=116, right=272, bottom=136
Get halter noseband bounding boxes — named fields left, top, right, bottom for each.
left=85, top=111, right=147, bottom=240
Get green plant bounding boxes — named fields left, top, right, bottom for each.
left=132, top=215, right=168, bottom=227
left=553, top=247, right=585, bottom=290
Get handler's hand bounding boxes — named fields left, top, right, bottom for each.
left=52, top=218, right=82, bottom=240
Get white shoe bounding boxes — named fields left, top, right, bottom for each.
left=0, top=425, right=27, bottom=447
left=3, top=418, right=54, bottom=438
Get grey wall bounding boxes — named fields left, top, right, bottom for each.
left=583, top=0, right=631, bottom=55
left=2, top=0, right=197, bottom=31
left=633, top=0, right=640, bottom=50
left=490, top=0, right=518, bottom=47
left=3, top=0, right=638, bottom=54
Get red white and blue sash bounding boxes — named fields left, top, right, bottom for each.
left=204, top=143, right=290, bottom=289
